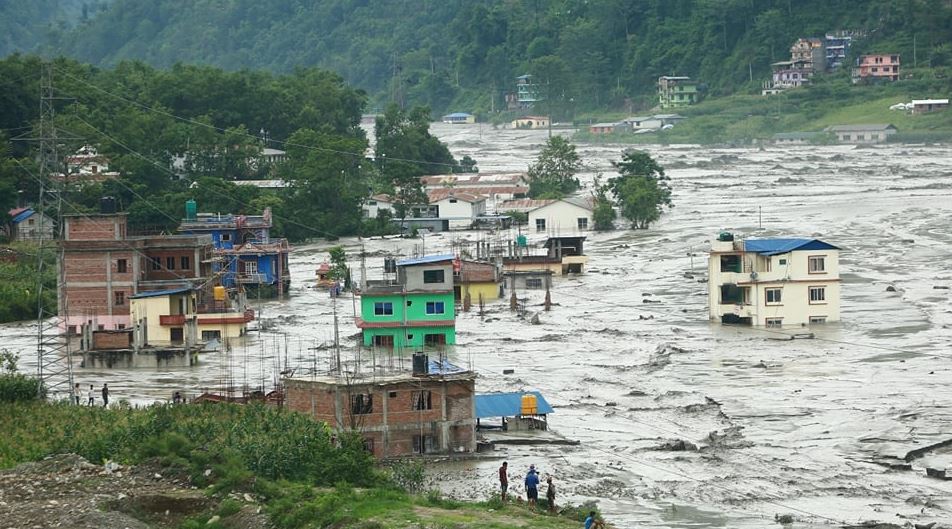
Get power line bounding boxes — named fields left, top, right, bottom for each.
left=56, top=68, right=462, bottom=169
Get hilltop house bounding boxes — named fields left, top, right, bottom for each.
left=178, top=203, right=290, bottom=296
left=708, top=233, right=841, bottom=327
left=658, top=76, right=699, bottom=109
left=8, top=207, right=55, bottom=241
left=853, top=54, right=900, bottom=83
left=59, top=145, right=121, bottom=185
left=357, top=255, right=457, bottom=350
left=825, top=33, right=853, bottom=70
left=515, top=74, right=543, bottom=108
left=825, top=124, right=897, bottom=144
left=911, top=99, right=948, bottom=114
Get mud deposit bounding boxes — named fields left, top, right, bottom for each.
left=8, top=126, right=952, bottom=527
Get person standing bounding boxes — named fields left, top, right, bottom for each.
left=101, top=383, right=110, bottom=408
left=87, top=385, right=95, bottom=406
left=498, top=461, right=509, bottom=500
left=524, top=464, right=539, bottom=506
left=545, top=476, right=556, bottom=512
left=73, top=383, right=81, bottom=405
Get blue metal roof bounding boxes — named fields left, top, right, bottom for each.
left=11, top=209, right=35, bottom=224
left=396, top=254, right=455, bottom=267
left=444, top=112, right=472, bottom=118
left=427, top=358, right=468, bottom=375
left=744, top=238, right=839, bottom=256
left=475, top=391, right=554, bottom=419
left=129, top=287, right=193, bottom=299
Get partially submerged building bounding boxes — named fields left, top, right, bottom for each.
left=825, top=124, right=897, bottom=144
left=129, top=287, right=199, bottom=350
left=357, top=255, right=457, bottom=350
left=456, top=259, right=503, bottom=303
left=498, top=197, right=594, bottom=234
left=475, top=391, right=554, bottom=431
left=284, top=357, right=477, bottom=458
left=178, top=202, right=290, bottom=296
left=708, top=233, right=841, bottom=327
left=502, top=236, right=588, bottom=276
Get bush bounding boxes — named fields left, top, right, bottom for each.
left=0, top=374, right=43, bottom=402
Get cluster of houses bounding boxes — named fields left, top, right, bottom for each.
left=588, top=113, right=686, bottom=136
left=363, top=172, right=597, bottom=235
left=764, top=32, right=900, bottom=95
left=57, top=198, right=289, bottom=362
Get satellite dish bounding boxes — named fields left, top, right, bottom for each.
left=750, top=271, right=759, bottom=281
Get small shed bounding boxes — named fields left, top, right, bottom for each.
left=475, top=391, right=554, bottom=431
left=911, top=99, right=948, bottom=114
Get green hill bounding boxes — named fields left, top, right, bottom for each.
left=4, top=0, right=951, bottom=115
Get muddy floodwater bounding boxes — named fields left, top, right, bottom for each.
left=9, top=124, right=952, bottom=528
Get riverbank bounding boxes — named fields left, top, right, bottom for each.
left=573, top=66, right=952, bottom=145
left=0, top=400, right=602, bottom=529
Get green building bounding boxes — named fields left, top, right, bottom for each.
left=357, top=255, right=457, bottom=350
left=658, top=76, right=699, bottom=109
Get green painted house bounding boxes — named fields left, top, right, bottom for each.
left=357, top=254, right=457, bottom=350
left=658, top=76, right=699, bottom=109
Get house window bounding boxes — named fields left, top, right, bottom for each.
left=778, top=258, right=787, bottom=266
left=765, top=318, right=783, bottom=327
left=202, top=330, right=222, bottom=341
left=351, top=394, right=373, bottom=415
left=114, top=291, right=125, bottom=306
left=117, top=259, right=127, bottom=273
left=525, top=278, right=544, bottom=289
left=150, top=257, right=161, bottom=270
left=180, top=256, right=190, bottom=269
left=244, top=261, right=258, bottom=275
left=373, top=335, right=394, bottom=348
left=362, top=437, right=374, bottom=454
left=424, top=333, right=446, bottom=346
left=720, top=255, right=742, bottom=273
left=765, top=288, right=782, bottom=304
left=117, top=324, right=126, bottom=330
left=449, top=199, right=458, bottom=203
left=425, top=301, right=445, bottom=315
left=367, top=200, right=377, bottom=206
left=373, top=302, right=394, bottom=316
left=809, top=316, right=827, bottom=324
left=166, top=256, right=175, bottom=270
left=808, top=256, right=826, bottom=273
left=577, top=218, right=588, bottom=230
left=809, top=286, right=826, bottom=303
left=28, top=218, right=35, bottom=225
left=221, top=233, right=231, bottom=242
left=412, top=434, right=435, bottom=454
left=411, top=390, right=432, bottom=410
left=423, top=270, right=445, bottom=284
left=535, top=218, right=546, bottom=232
left=389, top=391, right=397, bottom=398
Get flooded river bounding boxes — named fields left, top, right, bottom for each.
left=9, top=124, right=952, bottom=527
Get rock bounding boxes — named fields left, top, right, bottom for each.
left=657, top=439, right=698, bottom=451
left=206, top=515, right=220, bottom=524
left=203, top=469, right=212, bottom=477
left=528, top=312, right=541, bottom=325
left=934, top=285, right=949, bottom=290
left=605, top=402, right=617, bottom=407
left=243, top=493, right=254, bottom=502
left=885, top=285, right=897, bottom=292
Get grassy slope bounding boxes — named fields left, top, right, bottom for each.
left=574, top=67, right=952, bottom=144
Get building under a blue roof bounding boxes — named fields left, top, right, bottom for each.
left=475, top=391, right=554, bottom=431
left=442, top=112, right=475, bottom=124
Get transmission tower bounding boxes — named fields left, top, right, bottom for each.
left=27, top=63, right=76, bottom=399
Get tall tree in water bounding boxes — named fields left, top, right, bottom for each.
left=526, top=136, right=582, bottom=199
left=610, top=151, right=671, bottom=229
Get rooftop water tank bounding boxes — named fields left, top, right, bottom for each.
left=213, top=285, right=227, bottom=301
left=516, top=234, right=528, bottom=247
left=521, top=394, right=538, bottom=415
left=412, top=352, right=429, bottom=376
left=185, top=199, right=197, bottom=221
left=717, top=231, right=734, bottom=242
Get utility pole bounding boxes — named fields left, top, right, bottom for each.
left=16, top=62, right=77, bottom=399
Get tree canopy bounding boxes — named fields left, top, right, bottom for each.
left=610, top=151, right=672, bottom=229
left=526, top=136, right=582, bottom=199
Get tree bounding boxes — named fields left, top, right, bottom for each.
left=526, top=136, right=582, bottom=199
left=609, top=151, right=671, bottom=229
left=327, top=245, right=351, bottom=289
left=591, top=175, right=615, bottom=231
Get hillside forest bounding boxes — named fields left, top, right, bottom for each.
left=3, top=0, right=951, bottom=116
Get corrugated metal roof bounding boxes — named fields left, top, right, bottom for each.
left=130, top=287, right=194, bottom=299
left=475, top=391, right=554, bottom=418
left=396, top=254, right=456, bottom=267
left=427, top=358, right=469, bottom=375
left=443, top=112, right=473, bottom=118
left=744, top=238, right=839, bottom=256
left=826, top=124, right=897, bottom=132
left=10, top=208, right=35, bottom=224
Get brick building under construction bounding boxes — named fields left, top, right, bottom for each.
left=284, top=357, right=477, bottom=458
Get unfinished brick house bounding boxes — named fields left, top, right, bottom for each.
left=284, top=358, right=477, bottom=458
left=60, top=208, right=215, bottom=334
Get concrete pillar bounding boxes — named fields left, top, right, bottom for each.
left=382, top=387, right=389, bottom=458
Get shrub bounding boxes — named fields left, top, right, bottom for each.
left=0, top=374, right=43, bottom=402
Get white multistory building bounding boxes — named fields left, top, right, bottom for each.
left=708, top=233, right=841, bottom=327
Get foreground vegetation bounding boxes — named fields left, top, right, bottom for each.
left=0, top=242, right=55, bottom=323
left=0, top=400, right=598, bottom=529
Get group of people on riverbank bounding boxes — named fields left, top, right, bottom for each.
left=72, top=383, right=109, bottom=407
left=498, top=461, right=604, bottom=527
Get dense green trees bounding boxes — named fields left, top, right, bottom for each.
left=526, top=137, right=582, bottom=199
left=610, top=151, right=672, bottom=229
left=3, top=0, right=949, bottom=115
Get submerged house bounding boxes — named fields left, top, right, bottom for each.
left=475, top=391, right=554, bottom=431
left=357, top=255, right=457, bottom=350
left=178, top=202, right=290, bottom=296
left=825, top=124, right=897, bottom=144
left=708, top=233, right=841, bottom=327
left=284, top=356, right=477, bottom=458
left=456, top=259, right=503, bottom=303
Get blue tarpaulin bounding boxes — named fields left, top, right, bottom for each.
left=475, top=391, right=554, bottom=418
left=396, top=254, right=455, bottom=267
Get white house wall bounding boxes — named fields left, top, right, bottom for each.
left=528, top=201, right=593, bottom=234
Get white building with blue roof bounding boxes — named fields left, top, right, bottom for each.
left=708, top=233, right=841, bottom=327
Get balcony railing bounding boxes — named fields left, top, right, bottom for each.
left=159, top=314, right=187, bottom=326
